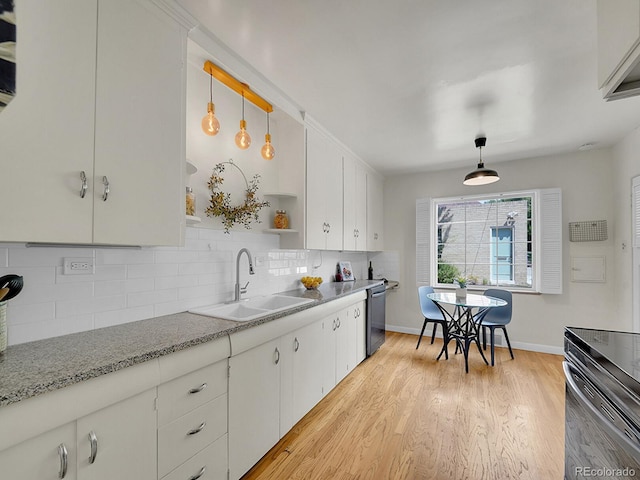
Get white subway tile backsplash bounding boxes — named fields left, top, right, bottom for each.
left=9, top=246, right=93, bottom=267
left=127, top=263, right=179, bottom=279
left=12, top=281, right=93, bottom=306
left=2, top=227, right=369, bottom=346
left=94, top=305, right=155, bottom=329
left=96, top=249, right=154, bottom=265
left=7, top=302, right=56, bottom=325
left=127, top=289, right=177, bottom=308
left=56, top=295, right=127, bottom=318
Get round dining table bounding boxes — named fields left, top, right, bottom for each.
left=426, top=292, right=507, bottom=373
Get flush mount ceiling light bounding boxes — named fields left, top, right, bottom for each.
left=201, top=72, right=220, bottom=136
left=463, top=136, right=500, bottom=186
left=261, top=111, right=275, bottom=160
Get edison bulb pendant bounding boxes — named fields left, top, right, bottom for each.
left=201, top=102, right=220, bottom=136
left=261, top=133, right=275, bottom=160
left=235, top=119, right=251, bottom=150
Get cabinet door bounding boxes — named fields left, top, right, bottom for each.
left=343, top=155, right=357, bottom=251
left=324, top=140, right=344, bottom=250
left=283, top=320, right=324, bottom=430
left=93, top=0, right=185, bottom=246
left=0, top=0, right=96, bottom=243
left=0, top=422, right=77, bottom=480
left=77, top=388, right=157, bottom=480
left=355, top=301, right=367, bottom=363
left=367, top=171, right=384, bottom=251
left=305, top=127, right=328, bottom=249
left=354, top=162, right=368, bottom=251
left=322, top=312, right=339, bottom=394
left=228, top=338, right=281, bottom=480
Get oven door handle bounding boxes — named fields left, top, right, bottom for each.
left=563, top=361, right=640, bottom=457
left=370, top=291, right=386, bottom=298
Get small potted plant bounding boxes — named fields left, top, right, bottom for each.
left=455, top=276, right=467, bottom=299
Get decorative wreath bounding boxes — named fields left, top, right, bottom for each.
left=205, top=160, right=270, bottom=233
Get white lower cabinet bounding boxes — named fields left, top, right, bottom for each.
left=0, top=422, right=77, bottom=479
left=0, top=388, right=157, bottom=480
left=228, top=338, right=281, bottom=480
left=323, top=301, right=361, bottom=392
left=157, top=350, right=229, bottom=480
left=76, top=388, right=157, bottom=480
left=280, top=319, right=325, bottom=433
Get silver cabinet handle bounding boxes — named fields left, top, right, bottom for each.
left=274, top=347, right=280, bottom=365
left=58, top=443, right=68, bottom=479
left=327, top=223, right=330, bottom=233
left=189, top=466, right=206, bottom=480
left=332, top=319, right=336, bottom=331
left=187, top=422, right=206, bottom=436
left=374, top=233, right=379, bottom=240
left=79, top=171, right=88, bottom=199
left=337, top=317, right=341, bottom=328
left=102, top=176, right=110, bottom=202
left=88, top=430, right=98, bottom=464
left=294, top=337, right=300, bottom=352
left=188, top=383, right=207, bottom=394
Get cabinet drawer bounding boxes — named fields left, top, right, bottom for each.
left=158, top=395, right=227, bottom=478
left=161, top=434, right=228, bottom=480
left=158, top=361, right=227, bottom=426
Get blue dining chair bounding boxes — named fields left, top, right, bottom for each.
left=416, top=286, right=449, bottom=359
left=474, top=288, right=514, bottom=366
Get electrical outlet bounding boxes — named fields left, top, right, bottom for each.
left=63, top=257, right=95, bottom=275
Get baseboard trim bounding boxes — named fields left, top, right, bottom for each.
left=385, top=324, right=564, bottom=356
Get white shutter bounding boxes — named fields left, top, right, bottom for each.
left=416, top=198, right=431, bottom=285
left=539, top=188, right=563, bottom=294
left=633, top=176, right=640, bottom=247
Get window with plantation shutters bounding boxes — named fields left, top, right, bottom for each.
left=416, top=188, right=562, bottom=293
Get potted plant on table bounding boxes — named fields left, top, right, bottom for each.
left=455, top=276, right=468, bottom=300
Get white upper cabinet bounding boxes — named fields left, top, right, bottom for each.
left=343, top=153, right=367, bottom=251
left=0, top=0, right=186, bottom=245
left=367, top=169, right=384, bottom=251
left=597, top=0, right=640, bottom=100
left=92, top=0, right=186, bottom=245
left=0, top=0, right=97, bottom=243
left=305, top=123, right=343, bottom=250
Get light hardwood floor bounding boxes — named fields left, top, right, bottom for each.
left=242, top=331, right=565, bottom=480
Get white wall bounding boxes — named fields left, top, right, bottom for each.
left=612, top=125, right=640, bottom=325
left=383, top=148, right=619, bottom=352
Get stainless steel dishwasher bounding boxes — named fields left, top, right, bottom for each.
left=366, top=283, right=386, bottom=356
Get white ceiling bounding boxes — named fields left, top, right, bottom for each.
left=177, top=0, right=640, bottom=176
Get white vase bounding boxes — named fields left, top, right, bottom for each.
left=455, top=287, right=467, bottom=300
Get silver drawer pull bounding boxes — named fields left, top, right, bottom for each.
left=189, top=466, right=206, bottom=480
left=102, top=176, right=110, bottom=202
left=187, top=422, right=206, bottom=435
left=274, top=347, right=280, bottom=365
left=294, top=337, right=300, bottom=352
left=79, top=171, right=88, bottom=199
left=188, top=383, right=207, bottom=394
left=88, top=430, right=98, bottom=464
left=58, top=443, right=68, bottom=479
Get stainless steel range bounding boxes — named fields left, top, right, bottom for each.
left=564, top=327, right=640, bottom=479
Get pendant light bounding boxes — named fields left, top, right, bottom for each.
left=261, top=112, right=275, bottom=160
left=234, top=91, right=251, bottom=150
left=463, top=136, right=500, bottom=186
left=201, top=72, right=220, bottom=136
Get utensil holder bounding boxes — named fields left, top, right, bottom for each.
left=0, top=301, right=6, bottom=353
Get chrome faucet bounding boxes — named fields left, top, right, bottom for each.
left=234, top=248, right=255, bottom=302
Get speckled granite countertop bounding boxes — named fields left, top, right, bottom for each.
left=0, top=280, right=382, bottom=408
